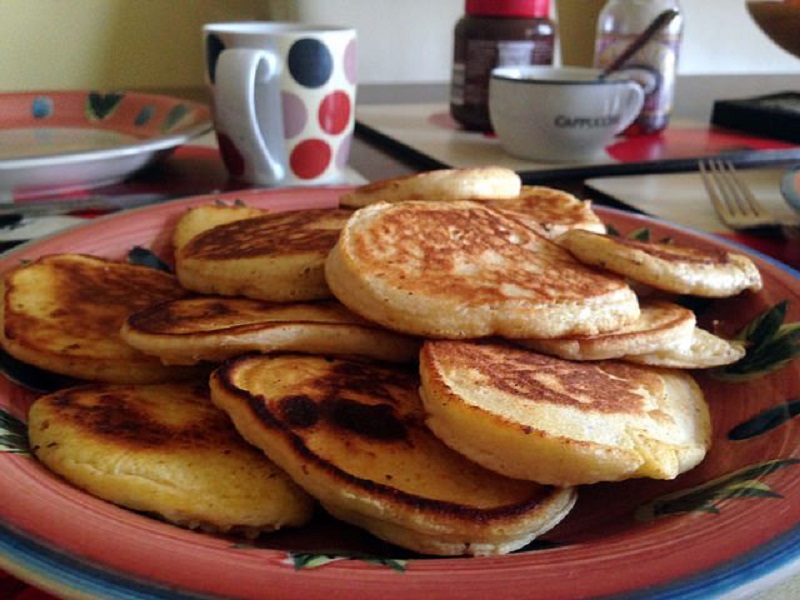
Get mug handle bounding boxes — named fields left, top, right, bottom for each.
left=614, top=82, right=646, bottom=135
left=215, top=48, right=286, bottom=184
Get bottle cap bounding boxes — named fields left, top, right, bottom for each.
left=465, top=0, right=550, bottom=18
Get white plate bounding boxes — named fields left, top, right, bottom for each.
left=0, top=90, right=212, bottom=199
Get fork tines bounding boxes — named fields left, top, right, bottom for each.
left=699, top=159, right=777, bottom=230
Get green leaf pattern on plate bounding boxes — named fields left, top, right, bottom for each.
left=288, top=552, right=407, bottom=572
left=82, top=93, right=196, bottom=131
left=127, top=246, right=172, bottom=273
left=628, top=227, right=651, bottom=242
left=715, top=301, right=800, bottom=382
left=728, top=399, right=800, bottom=440
left=85, top=92, right=125, bottom=121
left=162, top=104, right=191, bottom=133
left=134, top=105, right=156, bottom=127
left=635, top=459, right=800, bottom=521
left=606, top=225, right=673, bottom=244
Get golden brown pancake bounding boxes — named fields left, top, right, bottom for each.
left=419, top=340, right=712, bottom=487
left=209, top=354, right=577, bottom=556
left=175, top=208, right=353, bottom=302
left=1, top=254, right=198, bottom=383
left=325, top=200, right=639, bottom=339
left=557, top=229, right=763, bottom=297
left=172, top=203, right=268, bottom=253
left=28, top=381, right=315, bottom=536
left=121, top=296, right=420, bottom=365
left=519, top=300, right=697, bottom=361
left=339, top=166, right=521, bottom=208
left=487, top=185, right=606, bottom=240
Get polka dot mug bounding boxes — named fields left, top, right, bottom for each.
left=204, top=22, right=357, bottom=187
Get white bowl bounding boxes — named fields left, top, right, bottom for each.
left=489, top=66, right=644, bottom=163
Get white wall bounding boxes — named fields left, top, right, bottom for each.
left=0, top=0, right=275, bottom=92
left=277, top=0, right=800, bottom=83
left=680, top=1, right=797, bottom=74
left=1, top=0, right=795, bottom=92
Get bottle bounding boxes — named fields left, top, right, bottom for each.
left=450, top=0, right=556, bottom=132
left=593, top=0, right=684, bottom=136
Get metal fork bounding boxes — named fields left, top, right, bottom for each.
left=698, top=159, right=778, bottom=230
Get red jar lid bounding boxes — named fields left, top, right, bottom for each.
left=466, top=0, right=550, bottom=18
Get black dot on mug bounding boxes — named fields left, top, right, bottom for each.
left=288, top=38, right=334, bottom=88
left=205, top=34, right=225, bottom=84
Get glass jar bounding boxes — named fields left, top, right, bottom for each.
left=593, top=0, right=684, bottom=136
left=450, top=0, right=556, bottom=132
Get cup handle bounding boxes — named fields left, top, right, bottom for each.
left=215, top=48, right=286, bottom=183
left=615, top=82, right=646, bottom=135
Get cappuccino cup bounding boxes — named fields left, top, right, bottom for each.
left=489, top=66, right=644, bottom=162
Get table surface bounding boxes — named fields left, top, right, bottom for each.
left=3, top=73, right=800, bottom=600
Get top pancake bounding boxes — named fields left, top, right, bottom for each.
left=175, top=208, right=353, bottom=302
left=1, top=254, right=198, bottom=383
left=325, top=201, right=639, bottom=339
left=339, top=167, right=521, bottom=208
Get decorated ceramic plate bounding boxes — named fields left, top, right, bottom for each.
left=0, top=187, right=799, bottom=599
left=0, top=91, right=212, bottom=198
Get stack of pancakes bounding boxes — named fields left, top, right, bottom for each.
left=3, top=166, right=763, bottom=556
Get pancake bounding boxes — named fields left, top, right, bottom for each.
left=487, top=186, right=606, bottom=240
left=209, top=354, right=577, bottom=556
left=172, top=203, right=268, bottom=253
left=28, top=381, right=315, bottom=536
left=557, top=229, right=763, bottom=297
left=519, top=300, right=696, bottom=361
left=419, top=340, right=712, bottom=487
left=623, top=327, right=746, bottom=368
left=1, top=254, right=198, bottom=383
left=325, top=200, right=639, bottom=339
left=121, top=296, right=420, bottom=365
left=175, top=208, right=353, bottom=302
left=339, top=167, right=521, bottom=208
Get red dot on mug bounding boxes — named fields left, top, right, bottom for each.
left=290, top=139, right=332, bottom=179
left=318, top=91, right=352, bottom=135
